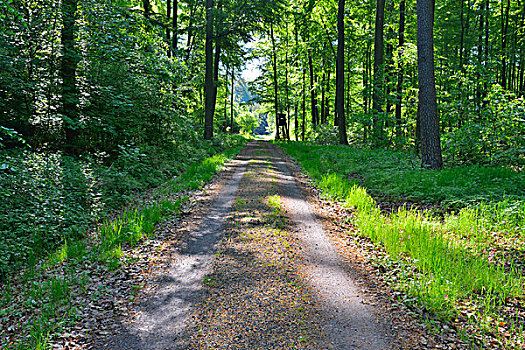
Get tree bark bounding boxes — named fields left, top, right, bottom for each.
left=336, top=0, right=348, bottom=145
left=167, top=0, right=171, bottom=57
left=417, top=0, right=443, bottom=169
left=143, top=0, right=151, bottom=19
left=372, top=0, right=386, bottom=142
left=302, top=65, right=306, bottom=141
left=61, top=0, right=79, bottom=153
left=270, top=21, right=280, bottom=140
left=173, top=0, right=178, bottom=51
left=308, top=53, right=319, bottom=128
left=204, top=0, right=215, bottom=140
left=502, top=0, right=510, bottom=88
left=230, top=67, right=235, bottom=134
left=395, top=0, right=406, bottom=140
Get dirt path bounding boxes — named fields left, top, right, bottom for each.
left=97, top=141, right=398, bottom=349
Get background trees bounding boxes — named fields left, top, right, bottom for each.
left=250, top=0, right=523, bottom=167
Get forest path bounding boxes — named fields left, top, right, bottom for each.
left=98, top=141, right=396, bottom=349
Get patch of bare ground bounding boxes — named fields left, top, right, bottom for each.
left=276, top=145, right=473, bottom=350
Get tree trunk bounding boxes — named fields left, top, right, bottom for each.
left=285, top=24, right=290, bottom=140
left=372, top=0, right=386, bottom=142
left=325, top=69, right=330, bottom=123
left=302, top=65, right=306, bottom=141
left=143, top=0, right=151, bottom=19
left=308, top=53, right=319, bottom=128
left=173, top=0, right=178, bottom=51
left=270, top=21, right=280, bottom=140
left=395, top=0, right=406, bottom=141
left=502, top=0, right=510, bottom=88
left=61, top=0, right=79, bottom=153
left=210, top=0, right=223, bottom=120
left=167, top=0, right=171, bottom=57
left=204, top=0, right=215, bottom=140
left=336, top=0, right=348, bottom=145
left=417, top=0, right=443, bottom=169
left=321, top=70, right=326, bottom=124
left=385, top=1, right=395, bottom=127
left=230, top=67, right=235, bottom=134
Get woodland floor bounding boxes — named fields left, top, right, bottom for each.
left=50, top=141, right=473, bottom=349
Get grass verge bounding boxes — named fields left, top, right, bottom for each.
left=0, top=138, right=247, bottom=350
left=279, top=142, right=524, bottom=349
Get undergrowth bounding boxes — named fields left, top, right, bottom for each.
left=0, top=135, right=246, bottom=280
left=280, top=142, right=525, bottom=349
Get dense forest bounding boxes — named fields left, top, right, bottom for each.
left=0, top=0, right=524, bottom=348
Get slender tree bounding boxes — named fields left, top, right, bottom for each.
left=230, top=67, right=235, bottom=134
left=173, top=0, right=178, bottom=51
left=372, top=0, right=386, bottom=142
left=270, top=20, right=280, bottom=140
left=395, top=0, right=406, bottom=140
left=417, top=0, right=443, bottom=169
left=204, top=0, right=215, bottom=139
left=167, top=0, right=171, bottom=57
left=60, top=0, right=79, bottom=153
left=336, top=0, right=348, bottom=145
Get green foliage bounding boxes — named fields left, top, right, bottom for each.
left=0, top=135, right=247, bottom=280
left=237, top=110, right=260, bottom=136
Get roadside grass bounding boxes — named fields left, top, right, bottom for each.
left=279, top=142, right=525, bottom=349
left=0, top=139, right=247, bottom=350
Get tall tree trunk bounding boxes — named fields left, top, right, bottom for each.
left=285, top=23, right=290, bottom=140
left=476, top=0, right=485, bottom=109
left=336, top=0, right=348, bottom=145
left=483, top=0, right=489, bottom=95
left=321, top=71, right=326, bottom=124
left=308, top=53, right=319, bottom=128
left=459, top=0, right=465, bottom=68
left=502, top=0, right=511, bottom=88
left=294, top=103, right=299, bottom=140
left=167, top=0, right=171, bottom=57
left=230, top=67, right=235, bottom=134
left=385, top=1, right=395, bottom=128
left=61, top=0, right=79, bottom=153
left=204, top=0, right=215, bottom=140
left=325, top=69, right=330, bottom=122
left=143, top=0, right=151, bottom=19
left=372, top=0, right=386, bottom=143
left=302, top=65, right=306, bottom=141
left=173, top=0, right=178, bottom=51
left=417, top=0, right=443, bottom=169
left=270, top=21, right=280, bottom=140
left=395, top=0, right=406, bottom=141
left=185, top=6, right=195, bottom=62
left=210, top=0, right=223, bottom=120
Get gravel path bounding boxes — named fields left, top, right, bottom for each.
left=97, top=140, right=396, bottom=349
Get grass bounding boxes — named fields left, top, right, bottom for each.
left=279, top=141, right=525, bottom=349
left=0, top=138, right=247, bottom=350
